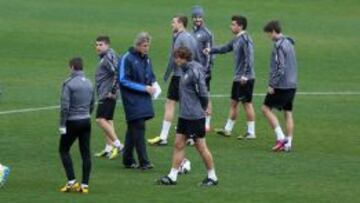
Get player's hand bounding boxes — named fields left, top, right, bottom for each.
left=268, top=86, right=275, bottom=95
left=203, top=48, right=211, bottom=55
left=240, top=76, right=248, bottom=85
left=107, top=92, right=117, bottom=99
left=59, top=127, right=66, bottom=135
left=146, top=86, right=156, bottom=95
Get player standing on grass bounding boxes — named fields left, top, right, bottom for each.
left=148, top=15, right=200, bottom=145
left=94, top=36, right=124, bottom=159
left=204, top=15, right=256, bottom=140
left=157, top=47, right=218, bottom=186
left=261, top=20, right=298, bottom=152
left=59, top=57, right=94, bottom=193
left=191, top=5, right=215, bottom=132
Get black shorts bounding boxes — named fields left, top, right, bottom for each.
left=205, top=76, right=211, bottom=92
left=176, top=117, right=206, bottom=139
left=264, top=89, right=296, bottom=111
left=167, top=76, right=180, bottom=101
left=231, top=80, right=255, bottom=103
left=96, top=98, right=116, bottom=120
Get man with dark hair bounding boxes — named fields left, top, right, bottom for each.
left=118, top=32, right=159, bottom=169
left=191, top=5, right=215, bottom=132
left=94, top=36, right=124, bottom=160
left=148, top=15, right=200, bottom=146
left=157, top=47, right=218, bottom=186
left=59, top=57, right=94, bottom=194
left=261, top=20, right=298, bottom=152
left=205, top=15, right=256, bottom=140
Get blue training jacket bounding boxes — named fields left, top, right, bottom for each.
left=118, top=47, right=156, bottom=122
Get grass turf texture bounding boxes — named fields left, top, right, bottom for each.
left=0, top=0, right=359, bottom=202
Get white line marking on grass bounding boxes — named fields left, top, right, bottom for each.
left=0, top=91, right=359, bottom=116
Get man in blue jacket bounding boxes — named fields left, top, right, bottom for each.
left=118, top=32, right=158, bottom=169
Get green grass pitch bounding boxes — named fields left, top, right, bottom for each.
left=0, top=0, right=359, bottom=202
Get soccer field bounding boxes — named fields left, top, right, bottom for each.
left=0, top=0, right=360, bottom=202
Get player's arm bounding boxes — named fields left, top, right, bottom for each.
left=270, top=45, right=286, bottom=88
left=59, top=83, right=70, bottom=133
left=209, top=40, right=233, bottom=55
left=118, top=53, right=151, bottom=94
left=194, top=69, right=209, bottom=110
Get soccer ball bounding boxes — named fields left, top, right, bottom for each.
left=178, top=158, right=191, bottom=174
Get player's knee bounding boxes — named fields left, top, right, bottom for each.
left=261, top=105, right=269, bottom=114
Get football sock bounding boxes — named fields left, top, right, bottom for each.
left=104, top=144, right=113, bottom=153
left=274, top=126, right=285, bottom=141
left=160, top=120, right=171, bottom=140
left=285, top=136, right=293, bottom=147
left=208, top=169, right=218, bottom=181
left=224, top=119, right=235, bottom=132
left=113, top=139, right=122, bottom=149
left=168, top=168, right=179, bottom=182
left=206, top=116, right=211, bottom=128
left=247, top=121, right=255, bottom=135
left=68, top=179, right=76, bottom=185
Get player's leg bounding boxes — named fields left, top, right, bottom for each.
left=215, top=99, right=238, bottom=137
left=238, top=80, right=256, bottom=139
left=284, top=110, right=294, bottom=151
left=77, top=119, right=92, bottom=193
left=205, top=76, right=212, bottom=132
left=261, top=104, right=286, bottom=151
left=95, top=99, right=123, bottom=158
left=148, top=99, right=176, bottom=145
left=59, top=121, right=80, bottom=192
left=157, top=133, right=187, bottom=185
left=238, top=102, right=256, bottom=139
left=194, top=138, right=218, bottom=186
left=215, top=81, right=240, bottom=137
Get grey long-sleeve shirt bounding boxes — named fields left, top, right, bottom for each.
left=192, top=25, right=214, bottom=76
left=179, top=61, right=208, bottom=120
left=95, top=48, right=118, bottom=100
left=60, top=71, right=94, bottom=127
left=269, top=35, right=297, bottom=89
left=210, top=31, right=255, bottom=81
left=163, top=30, right=200, bottom=81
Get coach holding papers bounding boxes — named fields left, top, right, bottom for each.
left=118, top=32, right=161, bottom=170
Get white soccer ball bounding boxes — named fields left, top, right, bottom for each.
left=179, top=158, right=191, bottom=174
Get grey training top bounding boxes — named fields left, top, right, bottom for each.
left=164, top=30, right=200, bottom=81
left=269, top=35, right=298, bottom=89
left=95, top=48, right=118, bottom=100
left=60, top=71, right=94, bottom=127
left=210, top=32, right=255, bottom=81
left=179, top=61, right=209, bottom=120
left=192, top=25, right=214, bottom=76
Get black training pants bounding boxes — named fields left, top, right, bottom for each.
left=122, top=118, right=150, bottom=167
left=59, top=119, right=91, bottom=185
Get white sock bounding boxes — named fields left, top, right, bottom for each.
left=207, top=168, right=218, bottom=181
left=113, top=139, right=122, bottom=149
left=247, top=121, right=255, bottom=135
left=104, top=144, right=113, bottom=153
left=68, top=179, right=76, bottom=185
left=206, top=116, right=211, bottom=128
left=274, top=126, right=285, bottom=141
left=81, top=184, right=88, bottom=188
left=168, top=168, right=179, bottom=182
left=160, top=120, right=171, bottom=140
left=285, top=136, right=293, bottom=147
left=224, top=119, right=235, bottom=132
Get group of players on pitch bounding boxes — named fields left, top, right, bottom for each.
left=57, top=5, right=297, bottom=193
